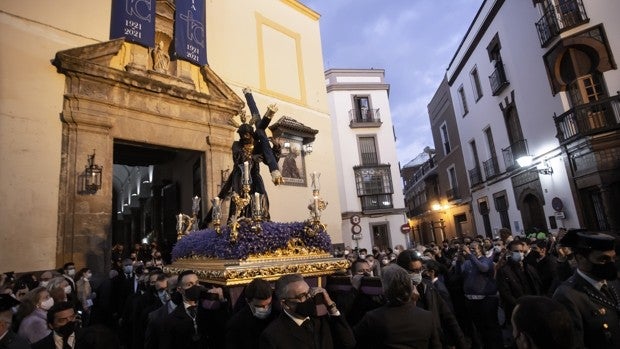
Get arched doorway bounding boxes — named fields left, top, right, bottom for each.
left=521, top=193, right=547, bottom=234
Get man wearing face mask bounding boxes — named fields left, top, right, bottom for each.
left=553, top=230, right=620, bottom=349
left=160, top=270, right=229, bottom=349
left=31, top=301, right=78, bottom=349
left=496, top=240, right=542, bottom=322
left=226, top=278, right=277, bottom=349
left=455, top=241, right=504, bottom=349
left=259, top=273, right=355, bottom=349
left=131, top=272, right=168, bottom=349
left=397, top=250, right=466, bottom=349
left=144, top=275, right=178, bottom=349
left=61, top=263, right=77, bottom=296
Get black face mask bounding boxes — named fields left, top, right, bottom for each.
left=530, top=251, right=541, bottom=260
left=183, top=285, right=204, bottom=302
left=170, top=290, right=183, bottom=305
left=293, top=298, right=316, bottom=318
left=55, top=321, right=75, bottom=338
left=589, top=261, right=618, bottom=281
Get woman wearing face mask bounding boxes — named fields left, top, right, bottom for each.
left=45, top=277, right=71, bottom=304
left=16, top=287, right=53, bottom=343
left=75, top=268, right=94, bottom=326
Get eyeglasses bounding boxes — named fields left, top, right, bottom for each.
left=285, top=291, right=311, bottom=303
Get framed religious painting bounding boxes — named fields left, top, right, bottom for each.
left=277, top=136, right=307, bottom=187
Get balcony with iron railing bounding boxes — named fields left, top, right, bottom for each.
left=535, top=0, right=588, bottom=47
left=349, top=108, right=382, bottom=128
left=468, top=166, right=483, bottom=187
left=446, top=186, right=461, bottom=201
left=502, top=139, right=529, bottom=171
left=555, top=94, right=620, bottom=145
left=489, top=63, right=509, bottom=96
left=482, top=155, right=500, bottom=180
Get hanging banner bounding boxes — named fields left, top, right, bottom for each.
left=174, top=0, right=207, bottom=66
left=109, top=0, right=156, bottom=47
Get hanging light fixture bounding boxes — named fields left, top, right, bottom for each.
left=82, top=150, right=102, bottom=194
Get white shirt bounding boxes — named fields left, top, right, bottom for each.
left=53, top=332, right=75, bottom=349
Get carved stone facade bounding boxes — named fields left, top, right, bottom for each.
left=53, top=37, right=243, bottom=271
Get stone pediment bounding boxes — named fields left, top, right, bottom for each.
left=52, top=38, right=243, bottom=115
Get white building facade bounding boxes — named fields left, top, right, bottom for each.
left=446, top=0, right=620, bottom=237
left=325, top=69, right=408, bottom=251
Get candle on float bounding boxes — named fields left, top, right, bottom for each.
left=314, top=196, right=320, bottom=216
left=192, top=196, right=200, bottom=213
left=243, top=161, right=250, bottom=184
left=176, top=213, right=183, bottom=230
left=214, top=197, right=220, bottom=207
left=254, top=192, right=261, bottom=212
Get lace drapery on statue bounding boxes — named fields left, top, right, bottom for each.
left=152, top=41, right=170, bottom=73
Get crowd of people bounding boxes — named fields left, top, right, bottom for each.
left=1, top=228, right=619, bottom=349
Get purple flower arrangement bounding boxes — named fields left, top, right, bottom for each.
left=171, top=221, right=332, bottom=261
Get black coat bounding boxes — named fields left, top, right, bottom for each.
left=553, top=272, right=620, bottom=349
left=259, top=312, right=355, bottom=349
left=30, top=333, right=54, bottom=349
left=353, top=302, right=441, bottom=349
left=416, top=279, right=466, bottom=349
left=159, top=302, right=228, bottom=349
left=144, top=303, right=174, bottom=349
left=496, top=261, right=542, bottom=318
left=0, top=330, right=30, bottom=349
left=225, top=305, right=277, bottom=349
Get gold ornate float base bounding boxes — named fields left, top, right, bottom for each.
left=165, top=253, right=349, bottom=286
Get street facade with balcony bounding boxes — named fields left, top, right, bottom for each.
left=445, top=0, right=594, bottom=238
left=326, top=69, right=407, bottom=252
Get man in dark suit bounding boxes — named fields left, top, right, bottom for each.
left=144, top=275, right=178, bottom=349
left=354, top=264, right=441, bottom=349
left=0, top=294, right=30, bottom=349
left=553, top=230, right=620, bottom=349
left=259, top=273, right=355, bottom=349
left=226, top=278, right=278, bottom=349
left=31, top=301, right=78, bottom=349
left=159, top=270, right=229, bottom=349
left=397, top=250, right=467, bottom=349
left=496, top=240, right=543, bottom=320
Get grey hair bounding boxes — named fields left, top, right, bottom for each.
left=381, top=264, right=413, bottom=305
left=275, top=274, right=304, bottom=300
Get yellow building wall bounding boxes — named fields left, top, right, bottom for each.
left=0, top=0, right=342, bottom=273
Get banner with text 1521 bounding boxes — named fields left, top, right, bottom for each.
left=109, top=0, right=156, bottom=48
left=174, top=0, right=207, bottom=66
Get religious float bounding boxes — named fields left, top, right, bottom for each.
left=165, top=90, right=348, bottom=303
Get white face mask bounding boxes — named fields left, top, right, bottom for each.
left=64, top=285, right=72, bottom=294
left=250, top=304, right=272, bottom=320
left=67, top=269, right=76, bottom=277
left=39, top=281, right=49, bottom=288
left=410, top=273, right=423, bottom=285
left=84, top=272, right=92, bottom=280
left=39, top=297, right=54, bottom=311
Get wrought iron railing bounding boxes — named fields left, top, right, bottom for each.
left=361, top=194, right=393, bottom=211
left=535, top=0, right=588, bottom=46
left=349, top=108, right=381, bottom=125
left=502, top=139, right=529, bottom=170
left=554, top=94, right=620, bottom=145
left=483, top=156, right=500, bottom=180
left=468, top=166, right=483, bottom=187
left=489, top=64, right=509, bottom=96
left=446, top=187, right=460, bottom=201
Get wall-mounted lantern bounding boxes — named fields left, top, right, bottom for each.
left=81, top=150, right=102, bottom=194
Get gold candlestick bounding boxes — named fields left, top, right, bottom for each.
left=229, top=184, right=251, bottom=242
